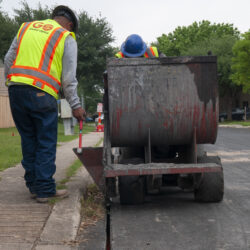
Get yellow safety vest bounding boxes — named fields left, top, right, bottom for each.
left=144, top=47, right=159, bottom=58
left=7, top=19, right=75, bottom=99
left=115, top=46, right=159, bottom=58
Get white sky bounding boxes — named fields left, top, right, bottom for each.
left=1, top=0, right=250, bottom=47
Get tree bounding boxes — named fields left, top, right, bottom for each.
left=231, top=32, right=250, bottom=93
left=13, top=1, right=50, bottom=25
left=0, top=0, right=18, bottom=61
left=0, top=12, right=17, bottom=61
left=0, top=1, right=50, bottom=61
left=77, top=11, right=115, bottom=113
left=155, top=21, right=240, bottom=120
left=155, top=20, right=240, bottom=56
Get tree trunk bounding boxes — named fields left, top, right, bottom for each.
left=226, top=95, right=233, bottom=120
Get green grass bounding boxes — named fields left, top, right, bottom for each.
left=219, top=120, right=250, bottom=126
left=59, top=159, right=82, bottom=185
left=51, top=159, right=84, bottom=205
left=57, top=122, right=95, bottom=142
left=47, top=159, right=83, bottom=205
left=57, top=135, right=104, bottom=197
left=0, top=127, right=22, bottom=171
left=0, top=122, right=95, bottom=172
left=48, top=197, right=61, bottom=205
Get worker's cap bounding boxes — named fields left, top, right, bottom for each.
left=52, top=5, right=79, bottom=33
left=121, top=34, right=147, bottom=58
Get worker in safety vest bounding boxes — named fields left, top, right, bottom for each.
left=115, top=34, right=165, bottom=58
left=4, top=5, right=85, bottom=203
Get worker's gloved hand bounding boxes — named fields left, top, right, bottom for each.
left=72, top=107, right=86, bottom=121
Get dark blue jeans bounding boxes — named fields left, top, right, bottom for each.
left=9, top=85, right=57, bottom=198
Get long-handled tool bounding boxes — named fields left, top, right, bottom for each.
left=77, top=120, right=83, bottom=154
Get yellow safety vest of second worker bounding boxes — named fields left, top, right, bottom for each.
left=7, top=19, right=76, bottom=99
left=115, top=46, right=159, bottom=58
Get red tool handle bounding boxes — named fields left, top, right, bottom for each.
left=79, top=120, right=83, bottom=149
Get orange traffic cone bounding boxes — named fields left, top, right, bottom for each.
left=96, top=112, right=104, bottom=132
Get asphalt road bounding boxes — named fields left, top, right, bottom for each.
left=110, top=127, right=250, bottom=250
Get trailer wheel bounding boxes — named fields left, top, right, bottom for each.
left=119, top=176, right=145, bottom=205
left=194, top=156, right=224, bottom=202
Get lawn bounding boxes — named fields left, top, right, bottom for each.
left=0, top=127, right=22, bottom=171
left=219, top=120, right=250, bottom=126
left=0, top=122, right=95, bottom=172
left=57, top=122, right=95, bottom=142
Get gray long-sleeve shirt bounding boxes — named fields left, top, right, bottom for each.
left=4, top=34, right=81, bottom=109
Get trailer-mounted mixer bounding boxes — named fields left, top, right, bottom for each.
left=74, top=56, right=224, bottom=204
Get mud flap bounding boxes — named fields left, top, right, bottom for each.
left=73, top=147, right=104, bottom=189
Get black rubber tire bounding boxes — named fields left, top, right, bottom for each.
left=119, top=175, right=145, bottom=205
left=194, top=156, right=224, bottom=202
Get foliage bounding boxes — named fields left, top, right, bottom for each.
left=0, top=12, right=18, bottom=61
left=0, top=123, right=95, bottom=171
left=0, top=1, right=50, bottom=61
left=183, top=34, right=240, bottom=97
left=13, top=1, right=51, bottom=25
left=231, top=32, right=250, bottom=93
left=59, top=159, right=82, bottom=186
left=220, top=120, right=250, bottom=126
left=155, top=20, right=240, bottom=56
left=0, top=127, right=22, bottom=171
left=77, top=11, right=115, bottom=113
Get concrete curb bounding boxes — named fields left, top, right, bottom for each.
left=35, top=167, right=93, bottom=250
left=34, top=131, right=104, bottom=250
left=219, top=124, right=250, bottom=128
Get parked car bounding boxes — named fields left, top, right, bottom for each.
left=85, top=117, right=93, bottom=123
left=219, top=108, right=250, bottom=122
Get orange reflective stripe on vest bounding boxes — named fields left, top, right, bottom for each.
left=8, top=66, right=61, bottom=92
left=39, top=27, right=67, bottom=72
left=7, top=19, right=71, bottom=99
left=150, top=47, right=156, bottom=57
left=115, top=51, right=125, bottom=58
left=144, top=47, right=159, bottom=58
left=8, top=24, right=68, bottom=93
left=13, top=22, right=32, bottom=65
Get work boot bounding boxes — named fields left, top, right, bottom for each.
left=36, top=189, right=69, bottom=203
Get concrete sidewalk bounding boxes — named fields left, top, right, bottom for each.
left=0, top=131, right=103, bottom=250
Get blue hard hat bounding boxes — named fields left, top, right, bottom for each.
left=121, top=34, right=147, bottom=57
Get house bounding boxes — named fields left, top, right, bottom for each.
left=220, top=92, right=250, bottom=113
left=0, top=63, right=15, bottom=128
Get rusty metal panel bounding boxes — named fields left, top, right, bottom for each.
left=105, top=162, right=222, bottom=177
left=73, top=147, right=104, bottom=188
left=107, top=57, right=218, bottom=147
